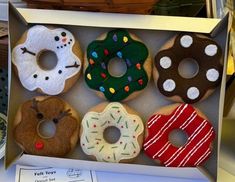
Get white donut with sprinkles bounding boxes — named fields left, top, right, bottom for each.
left=12, top=25, right=82, bottom=95
left=80, top=102, right=144, bottom=163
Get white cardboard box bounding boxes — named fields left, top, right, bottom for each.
left=5, top=3, right=230, bottom=182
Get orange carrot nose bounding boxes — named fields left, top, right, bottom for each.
left=62, top=38, right=67, bottom=42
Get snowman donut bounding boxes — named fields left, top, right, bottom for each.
left=12, top=25, right=83, bottom=95
left=154, top=33, right=223, bottom=103
left=80, top=102, right=144, bottom=163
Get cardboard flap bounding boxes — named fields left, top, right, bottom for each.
left=15, top=7, right=221, bottom=33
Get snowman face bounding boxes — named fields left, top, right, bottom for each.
left=53, top=29, right=74, bottom=49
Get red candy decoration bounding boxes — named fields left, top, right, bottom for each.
left=89, top=59, right=95, bottom=65
left=101, top=73, right=107, bottom=78
left=144, top=104, right=215, bottom=167
left=104, top=49, right=109, bottom=56
left=138, top=79, right=143, bottom=85
left=35, top=140, right=44, bottom=150
left=136, top=63, right=141, bottom=70
left=124, top=86, right=130, bottom=92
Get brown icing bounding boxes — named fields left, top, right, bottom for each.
left=14, top=97, right=79, bottom=157
left=154, top=33, right=223, bottom=103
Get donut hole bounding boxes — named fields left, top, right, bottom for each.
left=37, top=50, right=58, bottom=70
left=168, top=129, right=188, bottom=148
left=178, top=58, right=199, bottom=79
left=103, top=126, right=121, bottom=144
left=37, top=119, right=56, bottom=139
left=107, top=57, right=127, bottom=77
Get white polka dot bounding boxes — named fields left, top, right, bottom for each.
left=206, top=69, right=219, bottom=82
left=205, top=44, right=217, bottom=56
left=180, top=35, right=193, bottom=48
left=163, top=79, right=176, bottom=92
left=187, top=87, right=200, bottom=100
left=160, top=56, right=172, bottom=69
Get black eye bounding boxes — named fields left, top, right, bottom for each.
left=54, top=36, right=60, bottom=41
left=61, top=32, right=66, bottom=37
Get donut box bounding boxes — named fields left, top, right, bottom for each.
left=6, top=3, right=229, bottom=181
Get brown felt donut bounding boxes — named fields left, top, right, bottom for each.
left=12, top=25, right=83, bottom=95
left=80, top=102, right=144, bottom=163
left=13, top=96, right=80, bottom=157
left=153, top=33, right=223, bottom=104
left=84, top=29, right=152, bottom=102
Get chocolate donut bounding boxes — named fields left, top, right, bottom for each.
left=154, top=33, right=223, bottom=103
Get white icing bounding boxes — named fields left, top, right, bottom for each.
left=12, top=25, right=81, bottom=95
left=163, top=79, right=176, bottom=92
left=206, top=68, right=219, bottom=82
left=205, top=44, right=217, bottom=56
left=180, top=35, right=193, bottom=48
left=80, top=102, right=144, bottom=163
left=160, top=56, right=172, bottom=69
left=187, top=87, right=200, bottom=100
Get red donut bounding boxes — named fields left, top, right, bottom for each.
left=144, top=104, right=215, bottom=167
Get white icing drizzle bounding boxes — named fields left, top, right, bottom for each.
left=80, top=103, right=144, bottom=163
left=187, top=87, right=200, bottom=100
left=206, top=68, right=219, bottom=82
left=180, top=35, right=193, bottom=48
left=205, top=44, right=217, bottom=56
left=163, top=79, right=176, bottom=92
left=12, top=25, right=81, bottom=95
left=160, top=56, right=172, bottom=69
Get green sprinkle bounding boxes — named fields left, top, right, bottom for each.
left=87, top=146, right=95, bottom=149
left=123, top=143, right=127, bottom=150
left=112, top=106, right=119, bottom=109
left=132, top=142, right=136, bottom=148
left=110, top=113, right=115, bottom=120
left=135, top=124, right=139, bottom=131
left=95, top=138, right=101, bottom=141
left=91, top=131, right=98, bottom=133
left=91, top=117, right=99, bottom=120
left=113, top=153, right=116, bottom=161
left=117, top=116, right=122, bottom=124
left=99, top=145, right=104, bottom=152
left=86, top=120, right=89, bottom=128
left=125, top=121, right=128, bottom=128
left=101, top=121, right=107, bottom=127
left=85, top=136, right=89, bottom=143
left=122, top=135, right=129, bottom=137
left=121, top=153, right=130, bottom=156
left=111, top=146, right=118, bottom=149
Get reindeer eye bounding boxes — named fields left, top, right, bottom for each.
left=61, top=32, right=66, bottom=37
left=54, top=36, right=60, bottom=41
left=37, top=113, right=43, bottom=119
left=53, top=118, right=58, bottom=124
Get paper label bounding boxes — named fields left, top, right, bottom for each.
left=15, top=165, right=97, bottom=182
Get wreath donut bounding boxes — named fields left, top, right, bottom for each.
left=84, top=29, right=151, bottom=102
left=154, top=33, right=223, bottom=103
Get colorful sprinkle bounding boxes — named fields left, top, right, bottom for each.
left=87, top=73, right=92, bottom=80
left=138, top=79, right=143, bottom=85
left=126, top=59, right=131, bottom=67
left=113, top=34, right=118, bottom=42
left=124, top=86, right=130, bottom=92
left=136, top=63, right=141, bottom=70
left=101, top=73, right=107, bottom=78
left=99, top=86, right=105, bottom=92
left=35, top=140, right=44, bottom=150
left=104, top=49, right=109, bottom=56
left=109, top=87, right=115, bottom=93
left=101, top=62, right=106, bottom=69
left=91, top=51, right=98, bottom=58
left=123, top=36, right=128, bottom=43
left=117, top=51, right=122, bottom=58
left=127, top=76, right=132, bottom=82
left=89, top=58, right=95, bottom=65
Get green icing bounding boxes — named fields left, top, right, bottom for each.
left=85, top=29, right=149, bottom=101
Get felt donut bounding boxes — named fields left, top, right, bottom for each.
left=13, top=97, right=80, bottom=157
left=80, top=102, right=144, bottom=163
left=154, top=33, right=223, bottom=103
left=12, top=25, right=83, bottom=95
left=84, top=29, right=151, bottom=102
left=144, top=103, right=215, bottom=167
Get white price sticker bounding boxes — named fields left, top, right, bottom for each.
left=15, top=165, right=97, bottom=182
